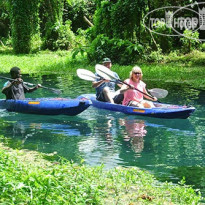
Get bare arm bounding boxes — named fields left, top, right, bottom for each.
left=92, top=79, right=109, bottom=88
left=143, top=87, right=157, bottom=101
left=117, top=82, right=123, bottom=88
left=2, top=78, right=22, bottom=93
left=24, top=83, right=41, bottom=93
left=119, top=84, right=132, bottom=94
left=2, top=81, right=13, bottom=94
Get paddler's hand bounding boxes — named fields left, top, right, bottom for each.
left=128, top=84, right=135, bottom=89
left=12, top=78, right=23, bottom=85
left=153, top=96, right=158, bottom=101
left=35, top=84, right=41, bottom=89
left=103, top=79, right=110, bottom=83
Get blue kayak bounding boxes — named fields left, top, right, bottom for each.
left=78, top=94, right=195, bottom=119
left=0, top=97, right=91, bottom=116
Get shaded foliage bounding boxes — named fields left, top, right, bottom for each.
left=40, top=0, right=64, bottom=50
left=42, top=20, right=76, bottom=51
left=87, top=34, right=144, bottom=65
left=63, top=0, right=96, bottom=33
left=92, top=0, right=146, bottom=41
left=87, top=0, right=146, bottom=64
left=0, top=0, right=10, bottom=38
left=92, top=1, right=113, bottom=39
left=111, top=0, right=145, bottom=40
left=8, top=0, right=40, bottom=53
left=0, top=0, right=203, bottom=62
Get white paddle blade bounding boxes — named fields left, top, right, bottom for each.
left=95, top=69, right=112, bottom=80
left=95, top=64, right=118, bottom=80
left=148, top=88, right=168, bottom=98
left=77, top=69, right=99, bottom=82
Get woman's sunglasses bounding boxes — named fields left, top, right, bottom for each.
left=133, top=72, right=142, bottom=75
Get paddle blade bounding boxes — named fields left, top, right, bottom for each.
left=148, top=88, right=168, bottom=98
left=77, top=69, right=99, bottom=82
left=95, top=64, right=117, bottom=80
left=38, top=85, right=62, bottom=95
left=47, top=88, right=62, bottom=95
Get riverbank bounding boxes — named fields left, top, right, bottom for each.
left=0, top=140, right=202, bottom=204
left=0, top=50, right=205, bottom=90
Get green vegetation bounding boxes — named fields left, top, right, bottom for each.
left=86, top=34, right=143, bottom=65
left=0, top=1, right=205, bottom=202
left=0, top=50, right=92, bottom=75
left=0, top=50, right=204, bottom=90
left=8, top=0, right=40, bottom=53
left=1, top=0, right=203, bottom=64
left=0, top=141, right=202, bottom=204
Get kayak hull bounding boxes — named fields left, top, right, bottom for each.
left=0, top=98, right=91, bottom=116
left=79, top=94, right=195, bottom=119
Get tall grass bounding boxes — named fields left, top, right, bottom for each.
left=0, top=143, right=202, bottom=204
left=0, top=50, right=93, bottom=75
left=0, top=49, right=204, bottom=89
left=113, top=63, right=205, bottom=89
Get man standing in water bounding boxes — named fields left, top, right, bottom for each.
left=2, top=67, right=41, bottom=100
left=92, top=58, right=124, bottom=104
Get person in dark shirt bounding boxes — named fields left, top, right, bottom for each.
left=92, top=58, right=124, bottom=104
left=2, top=67, right=41, bottom=100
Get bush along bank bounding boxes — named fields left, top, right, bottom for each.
left=0, top=143, right=202, bottom=204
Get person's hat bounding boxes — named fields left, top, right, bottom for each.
left=102, top=58, right=111, bottom=63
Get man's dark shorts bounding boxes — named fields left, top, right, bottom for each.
left=96, top=91, right=124, bottom=104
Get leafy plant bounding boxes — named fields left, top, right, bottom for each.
left=72, top=29, right=89, bottom=58
left=43, top=20, right=76, bottom=51
left=92, top=0, right=145, bottom=42
left=0, top=0, right=10, bottom=38
left=152, top=20, right=174, bottom=53
left=87, top=34, right=144, bottom=65
left=180, top=29, right=199, bottom=53
left=8, top=0, right=40, bottom=54
left=201, top=43, right=205, bottom=52
left=144, top=47, right=165, bottom=62
left=64, top=0, right=96, bottom=33
left=0, top=147, right=202, bottom=204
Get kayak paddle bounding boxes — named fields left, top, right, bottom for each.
left=77, top=68, right=114, bottom=82
left=0, top=76, right=61, bottom=95
left=77, top=69, right=100, bottom=82
left=146, top=88, right=168, bottom=99
left=95, top=64, right=168, bottom=99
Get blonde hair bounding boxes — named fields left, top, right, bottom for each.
left=130, top=66, right=143, bottom=80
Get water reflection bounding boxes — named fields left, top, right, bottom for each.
left=10, top=121, right=82, bottom=141
left=1, top=107, right=197, bottom=166
left=77, top=116, right=119, bottom=168
left=119, top=119, right=146, bottom=153
left=77, top=112, right=197, bottom=169
left=0, top=113, right=92, bottom=162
